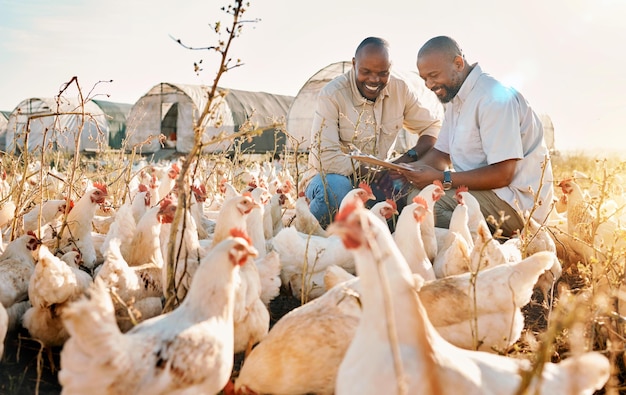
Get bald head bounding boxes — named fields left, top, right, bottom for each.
left=418, top=36, right=464, bottom=62
left=355, top=37, right=390, bottom=58
left=417, top=36, right=470, bottom=103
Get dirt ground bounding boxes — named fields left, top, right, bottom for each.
left=0, top=275, right=616, bottom=395
left=0, top=291, right=302, bottom=395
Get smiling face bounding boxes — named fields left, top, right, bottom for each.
left=417, top=50, right=465, bottom=103
left=353, top=44, right=391, bottom=101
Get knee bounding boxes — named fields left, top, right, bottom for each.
left=306, top=174, right=353, bottom=207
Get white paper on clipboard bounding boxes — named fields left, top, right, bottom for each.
left=348, top=153, right=411, bottom=172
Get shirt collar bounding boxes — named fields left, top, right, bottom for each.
left=453, top=62, right=481, bottom=104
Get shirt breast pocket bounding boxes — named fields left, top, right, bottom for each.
left=380, top=116, right=403, bottom=137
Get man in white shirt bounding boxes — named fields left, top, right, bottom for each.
left=399, top=35, right=554, bottom=237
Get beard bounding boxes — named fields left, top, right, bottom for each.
left=437, top=84, right=461, bottom=103
left=435, top=72, right=464, bottom=103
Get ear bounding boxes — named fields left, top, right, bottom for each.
left=352, top=57, right=357, bottom=68
left=453, top=55, right=465, bottom=71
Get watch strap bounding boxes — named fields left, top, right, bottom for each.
left=443, top=170, right=452, bottom=190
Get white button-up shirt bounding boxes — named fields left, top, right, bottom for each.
left=435, top=63, right=554, bottom=222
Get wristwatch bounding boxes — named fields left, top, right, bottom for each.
left=406, top=149, right=418, bottom=161
left=442, top=170, right=452, bottom=191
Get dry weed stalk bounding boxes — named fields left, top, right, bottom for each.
left=162, top=0, right=260, bottom=312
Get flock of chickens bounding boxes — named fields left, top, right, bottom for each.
left=0, top=155, right=622, bottom=394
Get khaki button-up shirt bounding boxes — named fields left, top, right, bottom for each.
left=306, top=67, right=441, bottom=181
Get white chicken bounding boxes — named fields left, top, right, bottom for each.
left=468, top=220, right=510, bottom=273
left=211, top=193, right=260, bottom=247
left=456, top=186, right=488, bottom=243
left=414, top=180, right=446, bottom=262
left=246, top=187, right=272, bottom=258
left=433, top=189, right=473, bottom=278
left=157, top=161, right=180, bottom=202
left=190, top=183, right=215, bottom=240
left=338, top=182, right=376, bottom=211
left=271, top=226, right=355, bottom=301
left=369, top=199, right=398, bottom=224
left=234, top=276, right=361, bottom=395
left=101, top=202, right=137, bottom=265
left=210, top=193, right=270, bottom=355
left=237, top=240, right=558, bottom=395
left=131, top=183, right=151, bottom=224
left=254, top=250, right=282, bottom=307
left=22, top=245, right=93, bottom=347
left=159, top=196, right=205, bottom=302
left=291, top=192, right=327, bottom=237
left=96, top=236, right=163, bottom=332
left=0, top=232, right=41, bottom=308
left=60, top=182, right=108, bottom=269
left=126, top=202, right=166, bottom=269
left=263, top=189, right=287, bottom=239
left=558, top=177, right=625, bottom=257
left=393, top=195, right=436, bottom=281
left=58, top=230, right=258, bottom=395
left=22, top=198, right=72, bottom=234
left=329, top=198, right=610, bottom=395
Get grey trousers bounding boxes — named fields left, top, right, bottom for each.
left=407, top=187, right=524, bottom=238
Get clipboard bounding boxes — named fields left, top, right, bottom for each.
left=349, top=153, right=411, bottom=172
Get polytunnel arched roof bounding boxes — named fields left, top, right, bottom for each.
left=126, top=82, right=294, bottom=154
left=286, top=61, right=351, bottom=150
left=3, top=97, right=133, bottom=152
left=138, top=82, right=293, bottom=126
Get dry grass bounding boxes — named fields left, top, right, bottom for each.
left=0, top=149, right=624, bottom=394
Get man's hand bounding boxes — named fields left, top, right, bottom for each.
left=392, top=151, right=416, bottom=164
left=389, top=162, right=441, bottom=190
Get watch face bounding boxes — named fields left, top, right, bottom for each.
left=443, top=170, right=452, bottom=190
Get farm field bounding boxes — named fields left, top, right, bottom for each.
left=0, top=148, right=623, bottom=395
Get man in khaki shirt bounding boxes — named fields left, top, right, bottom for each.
left=303, top=36, right=442, bottom=227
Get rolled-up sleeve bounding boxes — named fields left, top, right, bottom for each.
left=402, top=84, right=442, bottom=138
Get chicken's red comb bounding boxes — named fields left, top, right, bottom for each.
left=456, top=185, right=468, bottom=194
left=357, top=182, right=373, bottom=195
left=192, top=184, right=207, bottom=194
left=68, top=200, right=75, bottom=210
left=171, top=163, right=180, bottom=173
left=26, top=230, right=41, bottom=242
left=298, top=191, right=305, bottom=198
left=93, top=182, right=108, bottom=194
left=138, top=184, right=148, bottom=193
left=160, top=197, right=175, bottom=210
left=385, top=199, right=397, bottom=210
left=433, top=180, right=443, bottom=190
left=242, top=191, right=253, bottom=198
left=412, top=195, right=428, bottom=207
left=229, top=228, right=252, bottom=245
left=335, top=198, right=362, bottom=222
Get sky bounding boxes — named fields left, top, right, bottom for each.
left=1, top=0, right=625, bottom=154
